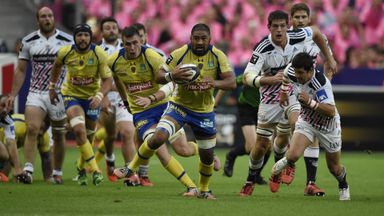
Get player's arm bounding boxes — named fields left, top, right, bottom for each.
left=6, top=59, right=28, bottom=112
left=5, top=138, right=23, bottom=175
left=297, top=90, right=336, bottom=117
left=113, top=74, right=130, bottom=110
left=280, top=64, right=293, bottom=107
left=135, top=82, right=175, bottom=108
left=212, top=52, right=236, bottom=90
left=48, top=58, right=64, bottom=105
left=309, top=26, right=337, bottom=76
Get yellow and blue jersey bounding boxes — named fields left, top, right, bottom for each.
left=167, top=44, right=232, bottom=113
left=108, top=46, right=168, bottom=114
left=57, top=44, right=112, bottom=99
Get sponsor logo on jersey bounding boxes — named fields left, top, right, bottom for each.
left=126, top=81, right=153, bottom=93
left=200, top=119, right=214, bottom=128
left=250, top=54, right=259, bottom=64
left=136, top=119, right=148, bottom=130
left=316, top=89, right=328, bottom=102
left=184, top=81, right=212, bottom=91
left=70, top=77, right=95, bottom=86
left=167, top=103, right=186, bottom=117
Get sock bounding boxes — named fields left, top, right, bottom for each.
left=24, top=162, right=34, bottom=174
left=198, top=161, right=213, bottom=192
left=304, top=157, right=318, bottom=184
left=138, top=165, right=149, bottom=177
left=247, top=156, right=264, bottom=182
left=273, top=142, right=287, bottom=162
left=333, top=166, right=348, bottom=189
left=52, top=169, right=63, bottom=176
left=105, top=153, right=115, bottom=167
left=303, top=146, right=319, bottom=184
left=128, top=140, right=156, bottom=171
left=228, top=143, right=247, bottom=160
left=260, top=150, right=271, bottom=172
left=95, top=141, right=106, bottom=163
left=78, top=140, right=99, bottom=173
left=165, top=156, right=196, bottom=188
left=94, top=128, right=107, bottom=144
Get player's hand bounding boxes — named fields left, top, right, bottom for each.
left=49, top=89, right=59, bottom=105
left=5, top=95, right=15, bottom=112
left=270, top=71, right=284, bottom=85
left=171, top=66, right=191, bottom=83
left=135, top=95, right=151, bottom=108
left=200, top=77, right=215, bottom=89
left=279, top=92, right=289, bottom=107
left=101, top=97, right=112, bottom=114
left=298, top=91, right=310, bottom=106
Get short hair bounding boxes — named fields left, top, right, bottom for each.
left=132, top=23, right=146, bottom=33
left=268, top=10, right=289, bottom=26
left=290, top=3, right=310, bottom=17
left=191, top=23, right=210, bottom=35
left=121, top=26, right=140, bottom=38
left=100, top=17, right=118, bottom=30
left=292, top=52, right=314, bottom=72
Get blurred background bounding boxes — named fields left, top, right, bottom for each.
left=0, top=0, right=383, bottom=150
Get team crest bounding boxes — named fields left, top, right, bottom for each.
left=208, top=60, right=214, bottom=68
left=88, top=58, right=94, bottom=64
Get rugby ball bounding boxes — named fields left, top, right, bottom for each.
left=176, top=64, right=200, bottom=84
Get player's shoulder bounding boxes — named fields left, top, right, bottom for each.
left=253, top=36, right=274, bottom=54
left=55, top=30, right=72, bottom=43
left=309, top=70, right=327, bottom=90
left=22, top=31, right=40, bottom=43
left=170, top=44, right=189, bottom=57
left=286, top=66, right=297, bottom=82
left=211, top=45, right=227, bottom=56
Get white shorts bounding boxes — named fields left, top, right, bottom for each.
left=294, top=118, right=342, bottom=153
left=107, top=91, right=133, bottom=123
left=26, top=92, right=66, bottom=121
left=258, top=95, right=299, bottom=125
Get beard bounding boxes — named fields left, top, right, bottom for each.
left=39, top=23, right=55, bottom=34
left=105, top=35, right=118, bottom=43
left=75, top=41, right=91, bottom=52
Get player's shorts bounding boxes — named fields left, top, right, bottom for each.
left=294, top=117, right=342, bottom=153
left=238, top=103, right=258, bottom=126
left=26, top=92, right=66, bottom=121
left=133, top=103, right=167, bottom=140
left=103, top=91, right=133, bottom=122
left=164, top=102, right=216, bottom=138
left=62, top=96, right=100, bottom=121
left=257, top=95, right=298, bottom=125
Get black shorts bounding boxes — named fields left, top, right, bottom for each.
left=237, top=103, right=258, bottom=127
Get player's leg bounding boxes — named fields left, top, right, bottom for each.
left=50, top=118, right=67, bottom=183
left=94, top=127, right=106, bottom=163
left=37, top=133, right=52, bottom=181
left=0, top=141, right=9, bottom=182
left=303, top=138, right=325, bottom=196
left=115, top=106, right=135, bottom=165
left=23, top=105, right=46, bottom=183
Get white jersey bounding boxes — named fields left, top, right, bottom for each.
left=244, top=27, right=314, bottom=104
left=99, top=39, right=123, bottom=56
left=19, top=29, right=73, bottom=93
left=0, top=115, right=15, bottom=140
left=285, top=67, right=340, bottom=132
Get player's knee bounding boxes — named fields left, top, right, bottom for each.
left=256, top=127, right=274, bottom=141
left=327, top=163, right=340, bottom=175
left=156, top=119, right=176, bottom=138
left=26, top=123, right=41, bottom=136
left=276, top=124, right=291, bottom=136
left=0, top=148, right=9, bottom=161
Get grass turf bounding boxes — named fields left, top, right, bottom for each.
left=1, top=147, right=383, bottom=216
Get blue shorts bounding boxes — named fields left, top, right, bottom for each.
left=63, top=96, right=100, bottom=121
left=163, top=102, right=216, bottom=138
left=133, top=103, right=167, bottom=140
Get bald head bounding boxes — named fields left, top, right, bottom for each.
left=36, top=7, right=55, bottom=35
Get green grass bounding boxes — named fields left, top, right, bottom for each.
left=1, top=147, right=384, bottom=216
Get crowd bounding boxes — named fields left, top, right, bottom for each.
left=67, top=0, right=384, bottom=69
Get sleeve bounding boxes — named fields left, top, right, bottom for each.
left=315, top=81, right=335, bottom=106
left=107, top=52, right=118, bottom=74
left=147, top=49, right=166, bottom=73
left=3, top=115, right=16, bottom=140
left=216, top=50, right=233, bottom=74
left=97, top=48, right=112, bottom=79
left=56, top=45, right=69, bottom=65
left=18, top=37, right=30, bottom=60
left=243, top=49, right=265, bottom=87
left=300, top=27, right=314, bottom=42
left=165, top=52, right=177, bottom=71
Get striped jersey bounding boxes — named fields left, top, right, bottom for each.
left=285, top=67, right=340, bottom=132
left=244, top=27, right=314, bottom=104
left=99, top=39, right=123, bottom=56
left=19, top=29, right=72, bottom=93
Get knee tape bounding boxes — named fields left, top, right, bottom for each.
left=256, top=127, right=274, bottom=140
left=276, top=123, right=291, bottom=135
left=69, top=116, right=85, bottom=128
left=196, top=138, right=216, bottom=149
left=168, top=127, right=185, bottom=143
left=285, top=103, right=300, bottom=118
left=86, top=129, right=96, bottom=136
left=157, top=119, right=176, bottom=137
left=143, top=128, right=155, bottom=142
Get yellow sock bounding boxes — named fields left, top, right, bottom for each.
left=76, top=157, right=85, bottom=171
left=128, top=140, right=156, bottom=171
left=95, top=141, right=106, bottom=163
left=188, top=141, right=199, bottom=155
left=199, top=161, right=214, bottom=192
left=94, top=127, right=106, bottom=142
left=165, top=156, right=196, bottom=188
left=79, top=140, right=100, bottom=173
